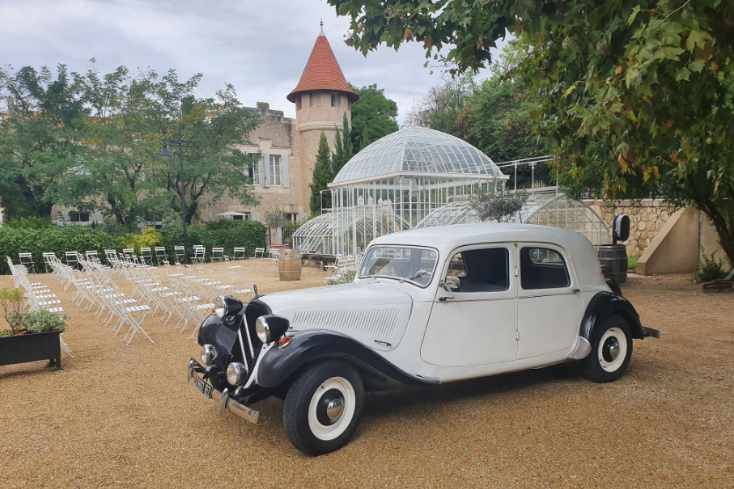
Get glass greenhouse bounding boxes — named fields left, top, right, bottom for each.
left=293, top=126, right=609, bottom=257
left=415, top=192, right=610, bottom=246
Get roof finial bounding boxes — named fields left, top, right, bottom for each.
left=320, top=18, right=324, bottom=34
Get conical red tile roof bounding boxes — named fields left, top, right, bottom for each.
left=287, top=33, right=358, bottom=103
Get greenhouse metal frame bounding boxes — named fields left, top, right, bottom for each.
left=293, top=126, right=610, bottom=257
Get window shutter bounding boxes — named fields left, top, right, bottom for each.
left=280, top=154, right=289, bottom=187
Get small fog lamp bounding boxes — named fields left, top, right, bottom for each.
left=226, top=362, right=247, bottom=386
left=201, top=344, right=218, bottom=366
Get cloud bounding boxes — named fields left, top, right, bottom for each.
left=0, top=0, right=501, bottom=122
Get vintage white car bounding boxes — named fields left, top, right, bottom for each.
left=188, top=223, right=659, bottom=455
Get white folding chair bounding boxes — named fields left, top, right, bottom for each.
left=18, top=252, right=36, bottom=273
left=232, top=247, right=246, bottom=260
left=190, top=245, right=206, bottom=264
left=211, top=247, right=226, bottom=262
left=154, top=246, right=169, bottom=265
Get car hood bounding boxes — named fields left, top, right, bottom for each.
left=257, top=280, right=414, bottom=351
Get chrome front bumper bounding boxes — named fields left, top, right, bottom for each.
left=187, top=359, right=260, bottom=424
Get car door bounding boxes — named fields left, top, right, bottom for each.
left=515, top=244, right=583, bottom=360
left=421, top=244, right=517, bottom=367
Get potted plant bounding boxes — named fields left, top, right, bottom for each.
left=0, top=288, right=65, bottom=369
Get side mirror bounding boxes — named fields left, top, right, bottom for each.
left=612, top=214, right=630, bottom=243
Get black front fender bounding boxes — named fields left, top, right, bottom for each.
left=581, top=291, right=645, bottom=340
left=257, top=331, right=428, bottom=389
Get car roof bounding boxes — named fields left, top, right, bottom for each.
left=370, top=223, right=607, bottom=288
left=373, top=223, right=582, bottom=249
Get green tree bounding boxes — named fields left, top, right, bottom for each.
left=330, top=0, right=734, bottom=264
left=350, top=84, right=398, bottom=150
left=150, top=72, right=260, bottom=234
left=408, top=74, right=475, bottom=137
left=51, top=66, right=165, bottom=227
left=464, top=43, right=549, bottom=162
left=0, top=65, right=84, bottom=218
left=332, top=113, right=354, bottom=174
left=310, top=132, right=333, bottom=215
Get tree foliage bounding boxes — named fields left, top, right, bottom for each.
left=329, top=0, right=734, bottom=264
left=0, top=65, right=84, bottom=218
left=332, top=113, right=354, bottom=175
left=409, top=45, right=549, bottom=162
left=408, top=74, right=475, bottom=136
left=310, top=132, right=333, bottom=215
left=350, top=84, right=398, bottom=150
left=0, top=64, right=259, bottom=233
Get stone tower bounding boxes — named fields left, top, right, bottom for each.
left=288, top=28, right=358, bottom=214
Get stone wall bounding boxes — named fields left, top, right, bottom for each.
left=584, top=199, right=678, bottom=258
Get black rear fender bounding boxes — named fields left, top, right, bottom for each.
left=581, top=291, right=645, bottom=340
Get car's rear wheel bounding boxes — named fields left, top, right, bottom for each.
left=582, top=315, right=633, bottom=383
left=283, top=360, right=364, bottom=455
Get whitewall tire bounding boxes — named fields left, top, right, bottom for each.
left=283, top=361, right=364, bottom=455
left=582, top=315, right=633, bottom=383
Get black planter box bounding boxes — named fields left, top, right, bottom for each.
left=0, top=331, right=62, bottom=369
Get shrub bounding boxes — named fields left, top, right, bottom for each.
left=0, top=287, right=27, bottom=335
left=23, top=309, right=66, bottom=334
left=124, top=227, right=162, bottom=251
left=696, top=253, right=727, bottom=283
left=5, top=217, right=54, bottom=229
left=627, top=256, right=638, bottom=270
left=0, top=226, right=124, bottom=274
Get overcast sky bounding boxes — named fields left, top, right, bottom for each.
left=0, top=0, right=502, bottom=123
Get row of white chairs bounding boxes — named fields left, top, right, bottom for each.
left=47, top=255, right=154, bottom=345
left=101, top=254, right=254, bottom=337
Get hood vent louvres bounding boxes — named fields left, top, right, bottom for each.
left=289, top=308, right=403, bottom=348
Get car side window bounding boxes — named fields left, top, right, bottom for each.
left=444, top=248, right=509, bottom=292
left=520, top=247, right=570, bottom=289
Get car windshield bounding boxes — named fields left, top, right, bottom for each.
left=359, top=246, right=438, bottom=287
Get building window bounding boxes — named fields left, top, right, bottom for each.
left=309, top=94, right=314, bottom=107
left=284, top=212, right=298, bottom=223
left=268, top=154, right=281, bottom=186
left=331, top=93, right=340, bottom=107
left=296, top=96, right=302, bottom=110
left=232, top=213, right=250, bottom=221
left=69, top=210, right=90, bottom=223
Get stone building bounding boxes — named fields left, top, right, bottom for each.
left=200, top=30, right=358, bottom=244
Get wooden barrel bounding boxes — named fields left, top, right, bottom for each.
left=278, top=249, right=302, bottom=281
left=597, top=244, right=628, bottom=284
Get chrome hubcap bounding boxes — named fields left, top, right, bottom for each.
left=598, top=327, right=628, bottom=373
left=602, top=337, right=620, bottom=362
left=317, top=389, right=345, bottom=425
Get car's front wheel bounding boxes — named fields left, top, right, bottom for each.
left=581, top=315, right=633, bottom=383
left=283, top=360, right=364, bottom=455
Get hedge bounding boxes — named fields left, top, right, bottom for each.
left=0, top=226, right=124, bottom=274
left=160, top=220, right=268, bottom=259
left=1, top=220, right=268, bottom=274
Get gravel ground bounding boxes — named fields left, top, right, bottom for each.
left=1, top=264, right=732, bottom=489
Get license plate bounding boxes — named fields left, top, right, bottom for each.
left=193, top=376, right=214, bottom=399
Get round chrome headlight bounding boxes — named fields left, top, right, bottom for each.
left=255, top=316, right=270, bottom=343
left=201, top=344, right=217, bottom=366
left=226, top=362, right=247, bottom=386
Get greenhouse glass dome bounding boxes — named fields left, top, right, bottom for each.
left=293, top=126, right=609, bottom=257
